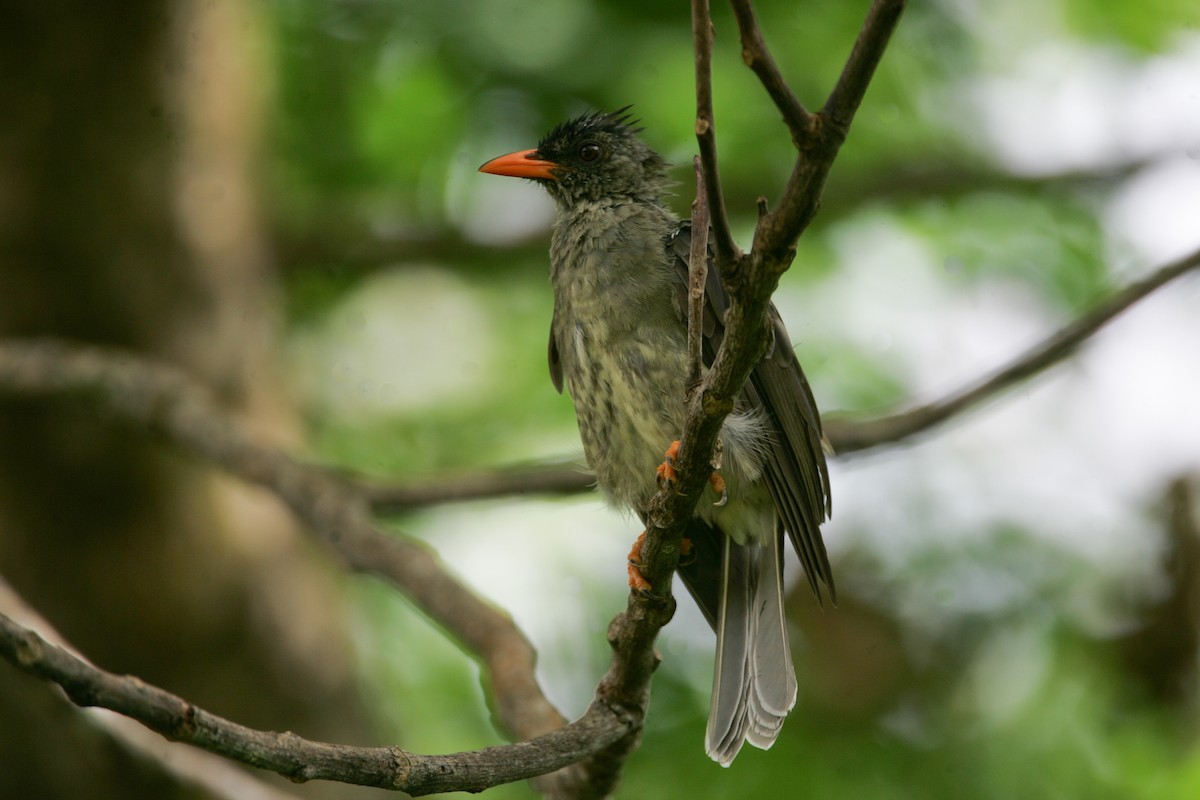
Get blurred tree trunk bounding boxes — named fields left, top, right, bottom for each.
left=0, top=2, right=373, bottom=797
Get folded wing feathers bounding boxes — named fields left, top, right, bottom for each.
left=668, top=222, right=834, bottom=601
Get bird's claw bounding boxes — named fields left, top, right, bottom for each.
left=628, top=531, right=693, bottom=600
left=627, top=531, right=654, bottom=595
left=656, top=440, right=682, bottom=494
left=657, top=440, right=727, bottom=505
left=710, top=472, right=728, bottom=507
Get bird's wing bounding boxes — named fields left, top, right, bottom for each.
left=667, top=222, right=835, bottom=602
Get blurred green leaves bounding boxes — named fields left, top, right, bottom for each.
left=1062, top=0, right=1200, bottom=52
left=909, top=190, right=1110, bottom=310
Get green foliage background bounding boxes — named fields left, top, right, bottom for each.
left=265, top=1, right=1200, bottom=797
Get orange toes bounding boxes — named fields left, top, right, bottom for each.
left=627, top=562, right=653, bottom=594
left=709, top=471, right=728, bottom=507
left=627, top=530, right=653, bottom=594
left=655, top=460, right=677, bottom=490
left=656, top=440, right=682, bottom=492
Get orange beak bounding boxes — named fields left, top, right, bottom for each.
left=478, top=148, right=560, bottom=180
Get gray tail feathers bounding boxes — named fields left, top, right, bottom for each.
left=704, top=526, right=798, bottom=766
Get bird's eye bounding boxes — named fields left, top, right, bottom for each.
left=578, top=142, right=602, bottom=163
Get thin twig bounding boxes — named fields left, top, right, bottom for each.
left=820, top=154, right=1156, bottom=219
left=686, top=155, right=711, bottom=391
left=752, top=0, right=907, bottom=269
left=825, top=243, right=1200, bottom=453
left=822, top=0, right=909, bottom=139
left=360, top=458, right=592, bottom=514
left=692, top=0, right=739, bottom=267
left=729, top=0, right=815, bottom=140
left=278, top=151, right=1154, bottom=280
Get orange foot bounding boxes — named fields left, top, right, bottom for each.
left=655, top=440, right=681, bottom=492
left=628, top=531, right=696, bottom=593
left=655, top=439, right=728, bottom=506
left=709, top=471, right=728, bottom=507
left=627, top=530, right=652, bottom=594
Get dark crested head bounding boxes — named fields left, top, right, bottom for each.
left=479, top=107, right=671, bottom=208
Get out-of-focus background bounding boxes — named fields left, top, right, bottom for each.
left=2, top=1, right=1200, bottom=798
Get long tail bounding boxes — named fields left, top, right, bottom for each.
left=704, top=523, right=797, bottom=765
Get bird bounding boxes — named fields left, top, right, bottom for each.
left=479, top=108, right=832, bottom=765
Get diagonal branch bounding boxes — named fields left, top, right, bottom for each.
left=0, top=339, right=608, bottom=797
left=752, top=0, right=907, bottom=270
left=730, top=0, right=815, bottom=140
left=0, top=577, right=307, bottom=800
left=824, top=243, right=1200, bottom=453
left=822, top=0, right=909, bottom=138
left=0, top=610, right=629, bottom=795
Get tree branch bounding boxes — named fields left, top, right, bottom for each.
left=0, top=339, right=612, bottom=796
left=0, top=610, right=632, bottom=795
left=359, top=458, right=592, bottom=514
left=0, top=577, right=306, bottom=800
left=692, top=0, right=739, bottom=266
left=824, top=243, right=1200, bottom=453
left=730, top=0, right=815, bottom=140
left=659, top=0, right=907, bottom=530
left=822, top=0, right=908, bottom=139
left=751, top=0, right=906, bottom=270
left=687, top=155, right=712, bottom=391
